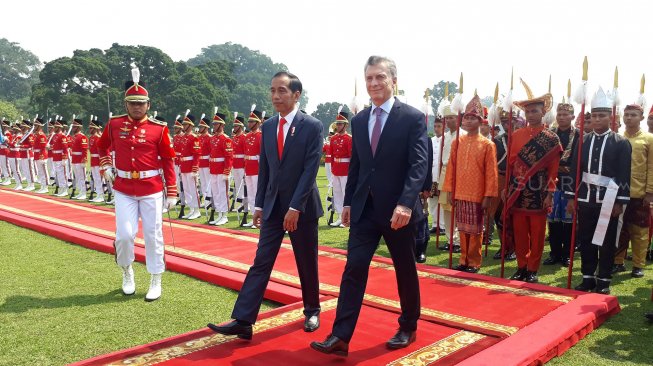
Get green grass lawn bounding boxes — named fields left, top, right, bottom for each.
left=3, top=166, right=653, bottom=365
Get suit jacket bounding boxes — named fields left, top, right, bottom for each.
left=344, top=98, right=429, bottom=224
left=255, top=110, right=324, bottom=222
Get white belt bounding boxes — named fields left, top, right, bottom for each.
left=581, top=172, right=619, bottom=246
left=116, top=169, right=160, bottom=179
left=245, top=156, right=259, bottom=161
left=33, top=149, right=41, bottom=152
left=233, top=154, right=245, bottom=158
left=210, top=158, right=225, bottom=162
left=326, top=155, right=332, bottom=158
left=53, top=150, right=63, bottom=153
left=180, top=156, right=194, bottom=161
left=72, top=152, right=83, bottom=155
left=200, top=155, right=210, bottom=159
left=91, top=154, right=99, bottom=157
left=333, top=158, right=350, bottom=163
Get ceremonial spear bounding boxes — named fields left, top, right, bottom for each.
left=485, top=83, right=500, bottom=258
left=448, top=73, right=464, bottom=269
left=566, top=57, right=589, bottom=289
left=499, top=68, right=515, bottom=278
left=434, top=83, right=450, bottom=257
left=611, top=67, right=619, bottom=132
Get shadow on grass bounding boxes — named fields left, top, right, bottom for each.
left=0, top=289, right=138, bottom=313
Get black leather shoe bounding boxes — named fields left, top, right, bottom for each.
left=542, top=256, right=558, bottom=265
left=561, top=258, right=571, bottom=267
left=386, top=329, right=416, bottom=349
left=493, top=250, right=502, bottom=260
left=611, top=264, right=626, bottom=274
left=310, top=334, right=349, bottom=357
left=429, top=227, right=438, bottom=234
left=574, top=277, right=596, bottom=292
left=416, top=253, right=426, bottom=263
left=453, top=245, right=461, bottom=253
left=506, top=251, right=517, bottom=261
left=454, top=264, right=468, bottom=271
left=524, top=271, right=539, bottom=283
left=207, top=320, right=252, bottom=340
left=304, top=314, right=320, bottom=332
left=438, top=243, right=449, bottom=251
left=595, top=279, right=611, bottom=295
left=645, top=312, right=653, bottom=322
left=631, top=267, right=644, bottom=278
left=464, top=266, right=480, bottom=273
left=510, top=268, right=527, bottom=280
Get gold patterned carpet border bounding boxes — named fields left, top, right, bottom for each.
left=386, top=331, right=487, bottom=366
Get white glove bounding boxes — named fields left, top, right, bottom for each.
left=46, top=144, right=51, bottom=149
left=102, top=166, right=115, bottom=183
left=165, top=197, right=178, bottom=210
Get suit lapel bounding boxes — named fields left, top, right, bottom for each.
left=358, top=107, right=373, bottom=161
left=268, top=117, right=281, bottom=166
left=280, top=111, right=304, bottom=164
left=374, top=100, right=401, bottom=159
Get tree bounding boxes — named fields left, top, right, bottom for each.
left=428, top=81, right=459, bottom=116
left=0, top=100, right=25, bottom=122
left=311, top=102, right=351, bottom=136
left=0, top=38, right=42, bottom=102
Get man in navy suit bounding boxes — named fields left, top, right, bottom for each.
left=311, top=56, right=429, bottom=356
left=208, top=71, right=324, bottom=339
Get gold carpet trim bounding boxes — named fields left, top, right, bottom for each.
left=105, top=298, right=339, bottom=366
left=386, top=331, right=486, bottom=366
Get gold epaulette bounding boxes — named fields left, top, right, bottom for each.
left=110, top=114, right=127, bottom=120
left=147, top=117, right=167, bottom=126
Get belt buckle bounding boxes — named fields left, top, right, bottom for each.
left=131, top=171, right=140, bottom=179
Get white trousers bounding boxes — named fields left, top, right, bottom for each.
left=210, top=174, right=229, bottom=212
left=325, top=163, right=332, bottom=187
left=332, top=174, right=347, bottom=214
left=35, top=159, right=49, bottom=188
left=53, top=160, right=67, bottom=189
left=64, top=159, right=72, bottom=182
left=245, top=175, right=258, bottom=213
left=19, top=158, right=33, bottom=184
left=199, top=167, right=211, bottom=198
left=9, top=158, right=21, bottom=184
left=174, top=165, right=184, bottom=205
left=427, top=196, right=446, bottom=229
left=91, top=166, right=104, bottom=196
left=47, top=158, right=54, bottom=180
left=114, top=190, right=165, bottom=274
left=232, top=168, right=245, bottom=203
left=181, top=172, right=199, bottom=208
left=73, top=163, right=86, bottom=195
left=442, top=209, right=459, bottom=242
left=0, top=155, right=9, bottom=178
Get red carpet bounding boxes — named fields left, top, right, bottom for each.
left=0, top=188, right=620, bottom=365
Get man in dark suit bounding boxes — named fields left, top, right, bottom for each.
left=208, top=71, right=324, bottom=339
left=311, top=56, right=429, bottom=356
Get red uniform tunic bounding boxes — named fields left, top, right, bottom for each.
left=329, top=133, right=352, bottom=176
left=244, top=130, right=261, bottom=176
left=172, top=133, right=184, bottom=165
left=88, top=134, right=100, bottom=167
left=64, top=135, right=72, bottom=160
left=33, top=131, right=48, bottom=160
left=209, top=133, right=234, bottom=175
left=1, top=131, right=12, bottom=157
left=178, top=133, right=200, bottom=174
left=8, top=133, right=22, bottom=158
left=17, top=133, right=33, bottom=159
left=71, top=132, right=89, bottom=164
left=198, top=133, right=212, bottom=168
left=97, top=114, right=177, bottom=198
left=323, top=138, right=332, bottom=163
left=232, top=133, right=246, bottom=169
left=50, top=132, right=68, bottom=162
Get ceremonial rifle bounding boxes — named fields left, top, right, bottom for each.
left=499, top=69, right=515, bottom=278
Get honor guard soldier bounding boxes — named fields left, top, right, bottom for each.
left=50, top=118, right=69, bottom=196
left=208, top=111, right=233, bottom=225
left=329, top=110, right=352, bottom=227
left=179, top=112, right=201, bottom=220
left=8, top=122, right=22, bottom=189
left=566, top=87, right=631, bottom=294
left=88, top=117, right=105, bottom=202
left=323, top=126, right=334, bottom=187
left=0, top=119, right=11, bottom=185
left=231, top=115, right=247, bottom=212
left=70, top=118, right=89, bottom=200
left=63, top=120, right=74, bottom=186
left=19, top=119, right=36, bottom=191
left=32, top=117, right=50, bottom=193
left=242, top=109, right=262, bottom=227
left=198, top=115, right=213, bottom=208
left=97, top=68, right=177, bottom=301
left=172, top=116, right=185, bottom=212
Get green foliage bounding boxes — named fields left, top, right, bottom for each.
left=311, top=102, right=351, bottom=136
left=0, top=38, right=42, bottom=101
left=0, top=99, right=25, bottom=121
left=429, top=80, right=459, bottom=116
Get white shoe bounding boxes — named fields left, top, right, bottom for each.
left=330, top=219, right=342, bottom=227
left=1, top=179, right=10, bottom=185
left=55, top=190, right=68, bottom=197
left=14, top=184, right=23, bottom=190
left=24, top=184, right=35, bottom=192
left=242, top=221, right=254, bottom=227
left=73, top=194, right=86, bottom=200
left=215, top=214, right=228, bottom=226
left=89, top=196, right=105, bottom=203
left=121, top=265, right=135, bottom=295
left=35, top=188, right=48, bottom=194
left=187, top=208, right=201, bottom=220
left=209, top=211, right=223, bottom=225
left=106, top=198, right=115, bottom=205
left=145, top=273, right=162, bottom=301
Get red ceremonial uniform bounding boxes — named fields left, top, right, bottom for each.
left=33, top=131, right=48, bottom=160
left=232, top=133, right=246, bottom=169
left=244, top=130, right=261, bottom=176
left=323, top=139, right=332, bottom=163
left=179, top=133, right=200, bottom=173
left=71, top=132, right=89, bottom=164
left=1, top=131, right=12, bottom=157
left=50, top=133, right=68, bottom=161
left=88, top=134, right=101, bottom=167
left=97, top=114, right=177, bottom=198
left=209, top=133, right=233, bottom=175
left=64, top=135, right=72, bottom=160
left=8, top=133, right=22, bottom=158
left=172, top=134, right=184, bottom=165
left=329, top=133, right=352, bottom=176
left=18, top=133, right=33, bottom=159
left=198, top=133, right=211, bottom=168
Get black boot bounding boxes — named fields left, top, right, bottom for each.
left=208, top=209, right=215, bottom=224
left=178, top=205, right=186, bottom=219
left=595, top=279, right=611, bottom=294
left=510, top=268, right=527, bottom=280
left=574, top=276, right=596, bottom=292
left=524, top=271, right=539, bottom=283
left=240, top=211, right=249, bottom=226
